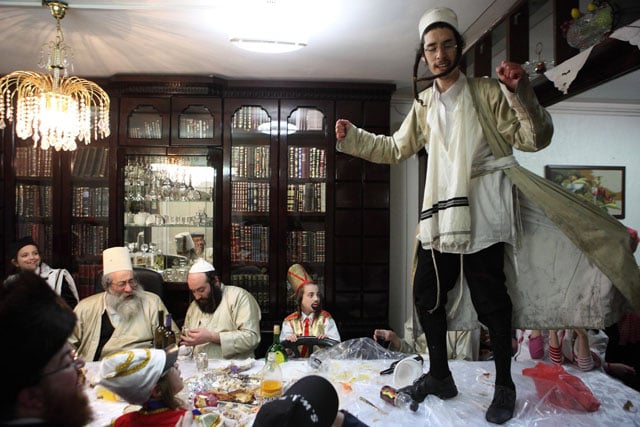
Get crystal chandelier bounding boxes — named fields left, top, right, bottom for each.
left=0, top=1, right=110, bottom=151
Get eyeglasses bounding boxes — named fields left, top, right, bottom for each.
left=423, top=41, right=457, bottom=55
left=39, top=348, right=86, bottom=384
left=112, top=278, right=138, bottom=290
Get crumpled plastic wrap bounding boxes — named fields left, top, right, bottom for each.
left=308, top=337, right=409, bottom=370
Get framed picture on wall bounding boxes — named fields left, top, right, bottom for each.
left=544, top=165, right=625, bottom=219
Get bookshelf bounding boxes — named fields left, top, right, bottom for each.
left=2, top=76, right=394, bottom=350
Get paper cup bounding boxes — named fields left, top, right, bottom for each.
left=393, top=356, right=424, bottom=388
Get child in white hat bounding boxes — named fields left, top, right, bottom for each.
left=93, top=344, right=186, bottom=426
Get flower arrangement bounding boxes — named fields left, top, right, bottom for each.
left=560, top=1, right=613, bottom=49
left=551, top=170, right=621, bottom=213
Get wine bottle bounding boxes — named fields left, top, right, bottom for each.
left=266, top=324, right=287, bottom=364
left=260, top=352, right=283, bottom=405
left=163, top=313, right=176, bottom=347
left=154, top=310, right=166, bottom=349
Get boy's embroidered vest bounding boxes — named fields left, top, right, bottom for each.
left=284, top=310, right=332, bottom=357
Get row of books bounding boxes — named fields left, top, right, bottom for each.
left=287, top=183, right=326, bottom=213
left=72, top=187, right=110, bottom=217
left=287, top=230, right=326, bottom=263
left=15, top=146, right=52, bottom=177
left=288, top=146, right=326, bottom=179
left=15, top=184, right=52, bottom=217
left=128, top=119, right=162, bottom=139
left=290, top=108, right=324, bottom=132
left=230, top=223, right=270, bottom=262
left=230, top=273, right=271, bottom=312
left=232, top=182, right=270, bottom=213
left=73, top=263, right=103, bottom=300
left=71, top=224, right=109, bottom=257
left=232, top=106, right=270, bottom=131
left=231, top=145, right=270, bottom=178
left=72, top=147, right=109, bottom=178
left=179, top=117, right=214, bottom=139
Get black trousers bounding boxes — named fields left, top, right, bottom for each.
left=413, top=242, right=515, bottom=388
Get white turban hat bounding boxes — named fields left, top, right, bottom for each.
left=418, top=7, right=458, bottom=39
left=103, top=246, right=133, bottom=275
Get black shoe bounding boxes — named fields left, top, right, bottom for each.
left=485, top=385, right=516, bottom=424
left=397, top=372, right=458, bottom=403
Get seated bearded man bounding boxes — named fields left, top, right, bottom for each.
left=180, top=259, right=261, bottom=359
left=70, top=247, right=179, bottom=361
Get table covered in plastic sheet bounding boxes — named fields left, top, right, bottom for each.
left=85, top=338, right=640, bottom=426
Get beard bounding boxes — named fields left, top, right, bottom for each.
left=105, top=286, right=144, bottom=321
left=41, top=383, right=93, bottom=427
left=196, top=285, right=223, bottom=314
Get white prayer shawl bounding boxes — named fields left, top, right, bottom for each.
left=420, top=80, right=483, bottom=252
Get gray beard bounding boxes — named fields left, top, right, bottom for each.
left=105, top=287, right=144, bottom=321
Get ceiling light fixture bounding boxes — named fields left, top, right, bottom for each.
left=0, top=0, right=110, bottom=151
left=228, top=0, right=308, bottom=54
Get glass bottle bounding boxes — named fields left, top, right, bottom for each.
left=155, top=248, right=165, bottom=271
left=266, top=324, right=287, bottom=364
left=163, top=313, right=176, bottom=347
left=154, top=310, right=166, bottom=349
left=260, top=352, right=283, bottom=405
left=380, top=385, right=418, bottom=412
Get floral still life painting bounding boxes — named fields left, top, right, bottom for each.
left=545, top=165, right=625, bottom=219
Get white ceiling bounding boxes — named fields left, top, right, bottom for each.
left=0, top=0, right=637, bottom=101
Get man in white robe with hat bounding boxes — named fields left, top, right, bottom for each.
left=180, top=258, right=261, bottom=359
left=70, top=246, right=179, bottom=361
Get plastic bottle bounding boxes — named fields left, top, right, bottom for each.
left=266, top=325, right=287, bottom=363
left=380, top=385, right=419, bottom=412
left=260, top=352, right=283, bottom=405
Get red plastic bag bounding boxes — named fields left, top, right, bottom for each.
left=522, top=362, right=600, bottom=412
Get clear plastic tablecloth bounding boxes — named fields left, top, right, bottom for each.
left=84, top=353, right=640, bottom=426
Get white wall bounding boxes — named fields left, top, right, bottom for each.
left=515, top=100, right=640, bottom=266
left=387, top=97, right=640, bottom=333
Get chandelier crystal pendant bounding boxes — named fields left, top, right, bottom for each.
left=0, top=1, right=110, bottom=151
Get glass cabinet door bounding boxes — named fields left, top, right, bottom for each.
left=228, top=102, right=278, bottom=315
left=14, top=143, right=55, bottom=261
left=70, top=143, right=110, bottom=298
left=123, top=151, right=219, bottom=282
left=280, top=104, right=330, bottom=314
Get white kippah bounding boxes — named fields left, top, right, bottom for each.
left=103, top=247, right=133, bottom=275
left=189, top=258, right=215, bottom=274
left=418, top=7, right=458, bottom=39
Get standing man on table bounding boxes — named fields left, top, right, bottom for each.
left=181, top=259, right=261, bottom=359
left=335, top=7, right=554, bottom=424
left=70, top=247, right=179, bottom=361
left=0, top=272, right=93, bottom=426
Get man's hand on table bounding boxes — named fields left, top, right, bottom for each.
left=181, top=327, right=220, bottom=345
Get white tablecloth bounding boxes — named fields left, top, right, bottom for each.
left=84, top=356, right=640, bottom=426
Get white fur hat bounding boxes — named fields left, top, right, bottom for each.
left=93, top=345, right=179, bottom=404
left=418, top=7, right=458, bottom=39
left=103, top=247, right=133, bottom=275
left=189, top=258, right=215, bottom=274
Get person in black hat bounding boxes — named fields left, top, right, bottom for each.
left=253, top=375, right=368, bottom=427
left=5, top=236, right=79, bottom=308
left=0, top=271, right=92, bottom=426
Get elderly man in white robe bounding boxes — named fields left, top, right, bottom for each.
left=70, top=247, right=179, bottom=361
left=180, top=259, right=261, bottom=359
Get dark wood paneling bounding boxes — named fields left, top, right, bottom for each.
left=335, top=182, right=363, bottom=209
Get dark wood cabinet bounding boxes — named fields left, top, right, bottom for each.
left=1, top=76, right=395, bottom=356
